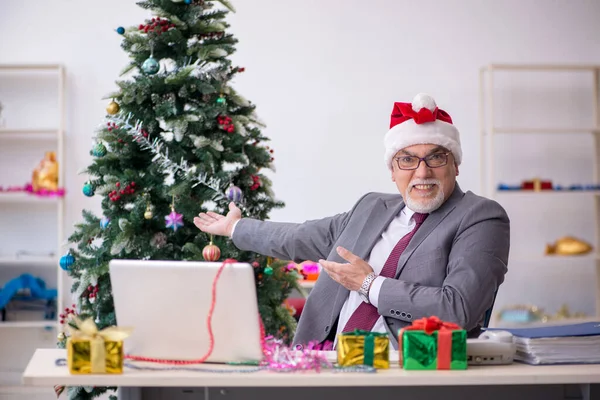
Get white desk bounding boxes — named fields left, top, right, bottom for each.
left=22, top=349, right=600, bottom=400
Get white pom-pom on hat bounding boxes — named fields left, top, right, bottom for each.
left=411, top=93, right=437, bottom=113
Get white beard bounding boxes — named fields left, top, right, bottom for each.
left=404, top=179, right=445, bottom=213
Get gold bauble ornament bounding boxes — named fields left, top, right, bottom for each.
left=106, top=101, right=120, bottom=115
left=545, top=236, right=593, bottom=256
left=57, top=331, right=66, bottom=341
left=144, top=206, right=153, bottom=220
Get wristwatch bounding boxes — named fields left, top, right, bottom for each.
left=358, top=273, right=377, bottom=304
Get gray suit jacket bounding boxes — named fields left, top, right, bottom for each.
left=232, top=184, right=510, bottom=349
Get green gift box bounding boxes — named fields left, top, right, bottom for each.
left=399, top=316, right=467, bottom=370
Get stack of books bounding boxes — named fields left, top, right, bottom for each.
left=496, top=321, right=600, bottom=365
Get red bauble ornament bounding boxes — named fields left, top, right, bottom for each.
left=202, top=242, right=221, bottom=261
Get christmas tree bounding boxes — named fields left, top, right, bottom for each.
left=58, top=1, right=298, bottom=398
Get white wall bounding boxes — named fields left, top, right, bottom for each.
left=1, top=0, right=600, bottom=322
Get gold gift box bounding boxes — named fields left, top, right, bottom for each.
left=337, top=330, right=390, bottom=369
left=67, top=338, right=124, bottom=374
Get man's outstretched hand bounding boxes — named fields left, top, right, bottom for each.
left=193, top=202, right=242, bottom=237
left=319, top=246, right=374, bottom=291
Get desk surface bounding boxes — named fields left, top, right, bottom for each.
left=22, top=349, right=600, bottom=388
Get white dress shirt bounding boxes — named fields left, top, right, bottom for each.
left=333, top=206, right=415, bottom=347
left=231, top=206, right=417, bottom=347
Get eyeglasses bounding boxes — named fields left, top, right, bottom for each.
left=393, top=152, right=451, bottom=170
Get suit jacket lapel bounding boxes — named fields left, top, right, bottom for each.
left=394, top=184, right=464, bottom=278
left=354, top=196, right=405, bottom=260
left=329, top=195, right=405, bottom=323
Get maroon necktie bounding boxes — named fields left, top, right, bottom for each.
left=341, top=212, right=428, bottom=333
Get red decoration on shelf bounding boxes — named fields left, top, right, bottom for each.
left=521, top=178, right=552, bottom=191
left=0, top=183, right=65, bottom=197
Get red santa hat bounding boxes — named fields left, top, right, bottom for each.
left=383, top=93, right=462, bottom=170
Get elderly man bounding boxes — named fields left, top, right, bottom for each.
left=194, top=93, right=510, bottom=350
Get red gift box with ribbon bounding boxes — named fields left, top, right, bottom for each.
left=398, top=316, right=467, bottom=370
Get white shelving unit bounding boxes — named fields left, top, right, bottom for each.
left=479, top=63, right=600, bottom=324
left=0, top=64, right=65, bottom=396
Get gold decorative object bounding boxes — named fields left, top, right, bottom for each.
left=337, top=330, right=390, bottom=369
left=32, top=151, right=59, bottom=192
left=144, top=204, right=153, bottom=219
left=545, top=236, right=593, bottom=256
left=497, top=303, right=588, bottom=324
left=552, top=304, right=587, bottom=320
left=66, top=317, right=132, bottom=374
left=106, top=100, right=120, bottom=115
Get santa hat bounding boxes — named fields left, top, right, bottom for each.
left=383, top=93, right=462, bottom=170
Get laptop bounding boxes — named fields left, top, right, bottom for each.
left=109, top=259, right=264, bottom=364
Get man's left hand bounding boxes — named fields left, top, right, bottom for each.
left=319, top=246, right=374, bottom=291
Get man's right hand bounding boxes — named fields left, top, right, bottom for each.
left=193, top=202, right=242, bottom=238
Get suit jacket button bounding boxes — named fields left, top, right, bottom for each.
left=390, top=309, right=395, bottom=315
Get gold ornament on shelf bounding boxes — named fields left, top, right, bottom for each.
left=32, top=151, right=59, bottom=192
left=552, top=304, right=587, bottom=320
left=57, top=331, right=66, bottom=341
left=545, top=236, right=593, bottom=256
left=106, top=100, right=120, bottom=115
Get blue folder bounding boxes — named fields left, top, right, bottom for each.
left=490, top=321, right=600, bottom=338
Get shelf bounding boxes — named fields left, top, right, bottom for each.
left=0, top=64, right=63, bottom=71
left=0, top=321, right=57, bottom=328
left=0, top=128, right=59, bottom=140
left=510, top=254, right=600, bottom=263
left=482, top=64, right=600, bottom=71
left=0, top=257, right=58, bottom=268
left=0, top=192, right=61, bottom=204
left=491, top=127, right=600, bottom=134
left=496, top=190, right=600, bottom=196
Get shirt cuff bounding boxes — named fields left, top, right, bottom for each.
left=368, top=276, right=385, bottom=307
left=230, top=219, right=240, bottom=238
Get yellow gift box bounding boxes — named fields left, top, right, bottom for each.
left=66, top=317, right=132, bottom=374
left=337, top=330, right=390, bottom=369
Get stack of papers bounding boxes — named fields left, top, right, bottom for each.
left=496, top=321, right=600, bottom=365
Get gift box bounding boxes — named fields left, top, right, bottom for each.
left=337, top=330, right=389, bottom=369
left=399, top=316, right=467, bottom=370
left=66, top=317, right=132, bottom=374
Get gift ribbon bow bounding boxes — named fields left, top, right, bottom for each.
left=400, top=316, right=461, bottom=369
left=390, top=102, right=453, bottom=128
left=67, top=317, right=133, bottom=373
